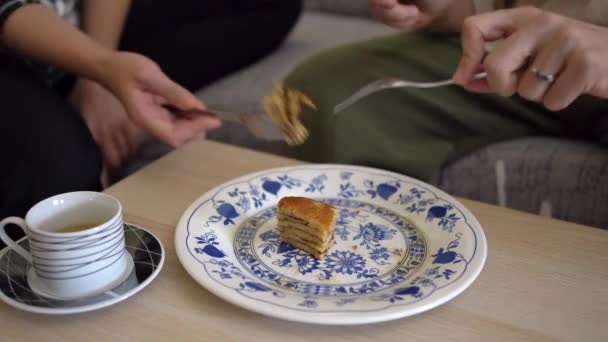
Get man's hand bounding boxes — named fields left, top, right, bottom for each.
left=98, top=51, right=221, bottom=147
left=369, top=0, right=474, bottom=32
left=454, top=7, right=608, bottom=111
left=70, top=79, right=138, bottom=170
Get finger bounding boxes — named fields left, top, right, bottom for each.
left=370, top=1, right=418, bottom=28
left=385, top=16, right=418, bottom=30
left=146, top=71, right=204, bottom=111
left=482, top=30, right=541, bottom=97
left=188, top=114, right=222, bottom=132
left=169, top=115, right=222, bottom=146
left=517, top=25, right=574, bottom=102
left=134, top=104, right=180, bottom=146
left=517, top=32, right=572, bottom=102
left=136, top=104, right=220, bottom=147
left=459, top=65, right=492, bottom=93
left=100, top=167, right=111, bottom=189
left=123, top=91, right=179, bottom=146
left=543, top=56, right=585, bottom=112
left=382, top=4, right=418, bottom=23
left=370, top=0, right=398, bottom=9
left=116, top=118, right=138, bottom=160
left=153, top=95, right=168, bottom=105
left=123, top=123, right=139, bottom=159
left=454, top=8, right=529, bottom=85
left=114, top=127, right=131, bottom=163
left=101, top=134, right=122, bottom=170
left=86, top=122, right=103, bottom=146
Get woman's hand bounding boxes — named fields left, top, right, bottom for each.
left=454, top=7, right=608, bottom=111
left=97, top=51, right=221, bottom=147
left=369, top=0, right=473, bottom=32
left=70, top=79, right=138, bottom=170
left=1, top=4, right=220, bottom=148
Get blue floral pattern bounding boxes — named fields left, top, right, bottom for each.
left=305, top=174, right=328, bottom=193
left=232, top=199, right=423, bottom=295
left=324, top=250, right=366, bottom=275
left=181, top=166, right=485, bottom=319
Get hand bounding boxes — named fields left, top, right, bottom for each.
left=454, top=7, right=608, bottom=111
left=97, top=51, right=221, bottom=147
left=369, top=0, right=458, bottom=31
left=70, top=78, right=138, bottom=170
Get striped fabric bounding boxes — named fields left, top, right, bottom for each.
left=0, top=0, right=27, bottom=27
left=0, top=0, right=79, bottom=29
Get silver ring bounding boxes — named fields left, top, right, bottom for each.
left=530, top=67, right=556, bottom=83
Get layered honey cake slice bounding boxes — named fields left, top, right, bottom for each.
left=277, top=197, right=337, bottom=259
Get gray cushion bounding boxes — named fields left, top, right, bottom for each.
left=440, top=138, right=608, bottom=228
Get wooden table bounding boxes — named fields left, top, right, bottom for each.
left=2, top=141, right=607, bottom=341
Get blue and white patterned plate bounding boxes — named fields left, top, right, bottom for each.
left=175, top=165, right=486, bottom=325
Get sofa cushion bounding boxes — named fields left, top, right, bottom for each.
left=440, top=138, right=608, bottom=229
left=196, top=11, right=393, bottom=115
left=197, top=10, right=392, bottom=155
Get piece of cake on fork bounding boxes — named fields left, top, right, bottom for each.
left=277, top=197, right=337, bottom=259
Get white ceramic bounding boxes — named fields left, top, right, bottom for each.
left=175, top=165, right=487, bottom=325
left=0, top=191, right=132, bottom=300
left=0, top=223, right=165, bottom=315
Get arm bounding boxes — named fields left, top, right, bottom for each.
left=80, top=0, right=131, bottom=49
left=2, top=4, right=111, bottom=83
left=70, top=0, right=135, bottom=170
left=1, top=4, right=220, bottom=147
left=4, top=0, right=132, bottom=66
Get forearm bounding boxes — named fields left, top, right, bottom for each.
left=428, top=0, right=476, bottom=33
left=2, top=4, right=111, bottom=83
left=81, top=0, right=131, bottom=49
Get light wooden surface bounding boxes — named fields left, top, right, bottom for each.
left=2, top=141, right=607, bottom=342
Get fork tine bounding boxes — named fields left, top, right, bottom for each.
left=333, top=79, right=395, bottom=115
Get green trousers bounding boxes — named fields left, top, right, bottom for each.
left=285, top=32, right=607, bottom=182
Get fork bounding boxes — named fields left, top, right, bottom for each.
left=165, top=105, right=284, bottom=141
left=333, top=72, right=487, bottom=115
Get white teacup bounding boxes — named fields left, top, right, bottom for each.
left=0, top=191, right=133, bottom=299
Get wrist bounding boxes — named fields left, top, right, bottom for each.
left=70, top=75, right=108, bottom=111
left=86, top=48, right=118, bottom=86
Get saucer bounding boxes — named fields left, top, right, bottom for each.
left=27, top=252, right=135, bottom=301
left=0, top=223, right=164, bottom=315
